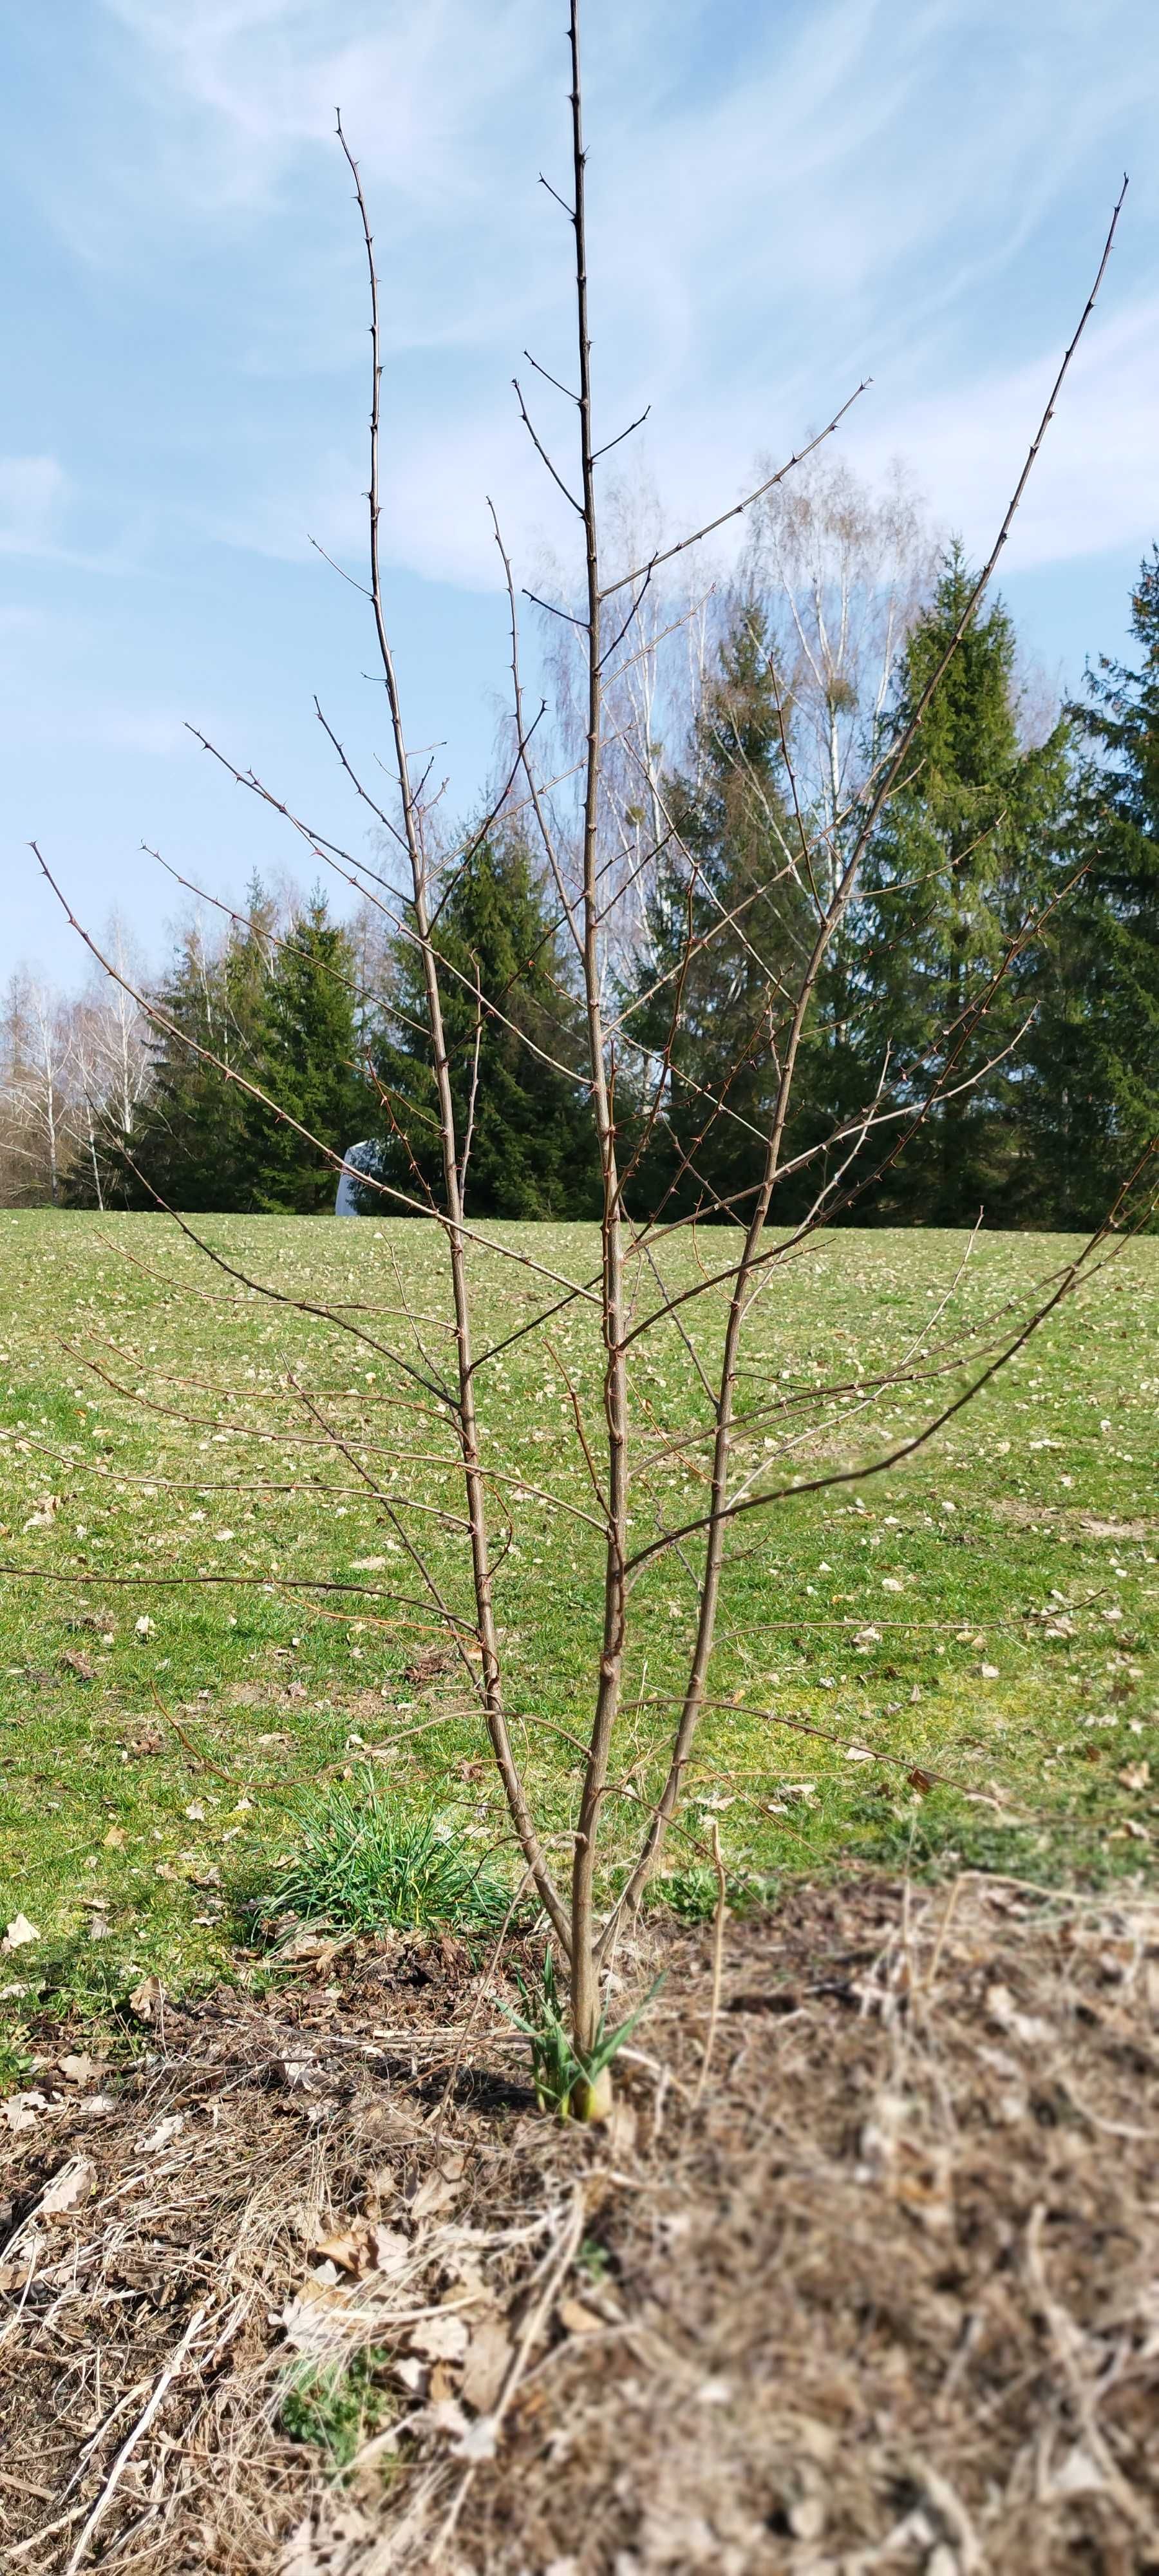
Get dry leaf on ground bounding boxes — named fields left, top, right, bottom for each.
left=459, top=2316, right=512, bottom=2412
left=39, top=2156, right=97, bottom=2215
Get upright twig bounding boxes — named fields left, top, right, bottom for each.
left=334, top=109, right=568, bottom=1949
left=562, top=0, right=632, bottom=2063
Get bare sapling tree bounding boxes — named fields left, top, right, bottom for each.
left=32, top=6, right=1150, bottom=2121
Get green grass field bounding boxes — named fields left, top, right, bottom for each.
left=1, top=1211, right=1155, bottom=2045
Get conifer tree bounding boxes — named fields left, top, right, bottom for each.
left=625, top=607, right=821, bottom=1224
left=370, top=831, right=598, bottom=1219
left=1015, top=547, right=1159, bottom=1226
left=857, top=547, right=1072, bottom=1224
left=240, top=891, right=368, bottom=1213
left=121, top=879, right=276, bottom=1210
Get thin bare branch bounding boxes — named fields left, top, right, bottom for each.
left=512, top=375, right=584, bottom=515
left=599, top=380, right=871, bottom=600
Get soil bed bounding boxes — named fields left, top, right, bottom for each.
left=3, top=1875, right=1158, bottom=2575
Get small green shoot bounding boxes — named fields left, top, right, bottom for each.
left=503, top=1947, right=662, bottom=2120
left=577, top=2235, right=612, bottom=2283
left=279, top=2347, right=393, bottom=2469
left=0, top=2029, right=32, bottom=2092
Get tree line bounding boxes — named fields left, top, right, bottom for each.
left=5, top=513, right=1156, bottom=1234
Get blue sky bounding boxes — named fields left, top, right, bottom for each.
left=4, top=0, right=1158, bottom=983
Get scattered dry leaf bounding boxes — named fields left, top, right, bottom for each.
left=127, top=1973, right=165, bottom=2021
left=40, top=2157, right=97, bottom=2217
left=452, top=2412, right=500, bottom=2459
left=4, top=2090, right=48, bottom=2134
left=558, top=2297, right=605, bottom=2336
left=420, top=2395, right=470, bottom=2441
left=59, top=2053, right=100, bottom=2085
left=138, top=2113, right=185, bottom=2152
left=280, top=2276, right=358, bottom=2357
left=406, top=2311, right=469, bottom=2363
left=408, top=2169, right=462, bottom=2223
left=278, top=2500, right=372, bottom=2573
left=986, top=1984, right=1054, bottom=2047
left=312, top=2220, right=410, bottom=2280
left=459, top=2316, right=512, bottom=2413
left=276, top=1929, right=336, bottom=1966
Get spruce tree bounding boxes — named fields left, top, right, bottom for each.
left=857, top=548, right=1072, bottom=1224
left=370, top=830, right=599, bottom=1220
left=240, top=891, right=369, bottom=1213
left=121, top=880, right=276, bottom=1211
left=625, top=607, right=821, bottom=1226
left=1016, top=547, right=1159, bottom=1226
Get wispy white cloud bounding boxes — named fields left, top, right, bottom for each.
left=843, top=293, right=1159, bottom=574
left=99, top=0, right=558, bottom=222
left=95, top=0, right=1153, bottom=321
left=86, top=0, right=1156, bottom=592
left=5, top=0, right=1153, bottom=972
left=202, top=274, right=1159, bottom=609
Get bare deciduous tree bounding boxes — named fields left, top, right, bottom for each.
left=1, top=968, right=75, bottom=1206
left=82, top=916, right=153, bottom=1164
left=532, top=473, right=717, bottom=981
left=0, top=920, right=152, bottom=1208
left=30, top=5, right=1147, bottom=2118
left=745, top=450, right=939, bottom=898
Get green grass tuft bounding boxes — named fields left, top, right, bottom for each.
left=650, top=1864, right=721, bottom=1922
left=261, top=1774, right=513, bottom=1936
left=648, top=1861, right=781, bottom=1920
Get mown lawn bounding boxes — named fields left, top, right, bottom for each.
left=1, top=1210, right=1155, bottom=2042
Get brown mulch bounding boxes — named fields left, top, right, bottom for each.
left=3, top=1876, right=1159, bottom=2576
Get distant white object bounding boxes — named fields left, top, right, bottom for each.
left=335, top=1141, right=375, bottom=1216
